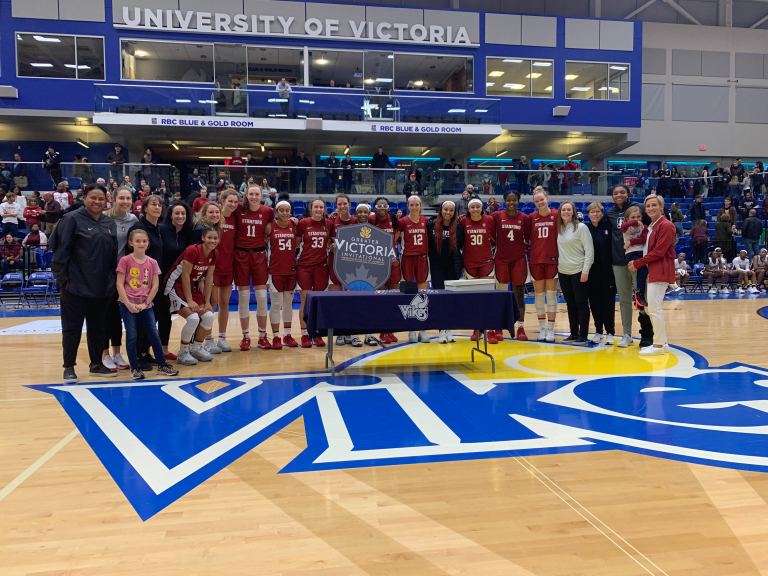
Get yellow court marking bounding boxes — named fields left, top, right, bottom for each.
left=196, top=380, right=231, bottom=395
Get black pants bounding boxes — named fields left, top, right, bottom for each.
left=428, top=258, right=459, bottom=290
left=105, top=294, right=123, bottom=348
left=692, top=242, right=708, bottom=265
left=156, top=293, right=173, bottom=347
left=588, top=277, right=616, bottom=335
left=559, top=272, right=590, bottom=339
left=61, top=290, right=110, bottom=369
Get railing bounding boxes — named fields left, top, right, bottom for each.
left=94, top=84, right=502, bottom=124
left=0, top=161, right=177, bottom=194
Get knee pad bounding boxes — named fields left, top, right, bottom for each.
left=534, top=292, right=546, bottom=316
left=545, top=290, right=558, bottom=314
left=238, top=289, right=250, bottom=319
left=199, top=310, right=214, bottom=331
left=181, top=313, right=200, bottom=342
left=268, top=290, right=282, bottom=324
left=282, top=292, right=294, bottom=323
left=255, top=289, right=269, bottom=318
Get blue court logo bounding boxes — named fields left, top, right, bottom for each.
left=30, top=344, right=768, bottom=520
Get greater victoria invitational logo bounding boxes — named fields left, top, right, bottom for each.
left=30, top=342, right=768, bottom=520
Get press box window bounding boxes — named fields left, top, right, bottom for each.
left=121, top=40, right=214, bottom=83
left=308, top=49, right=363, bottom=88
left=247, top=46, right=304, bottom=86
left=565, top=61, right=630, bottom=100
left=17, top=33, right=104, bottom=80
left=485, top=58, right=553, bottom=98
left=394, top=54, right=473, bottom=92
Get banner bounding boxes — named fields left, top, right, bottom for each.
left=333, top=224, right=395, bottom=290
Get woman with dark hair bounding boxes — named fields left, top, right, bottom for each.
left=50, top=185, right=118, bottom=383
left=157, top=200, right=194, bottom=359
left=428, top=200, right=464, bottom=343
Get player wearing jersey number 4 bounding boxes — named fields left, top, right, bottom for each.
left=528, top=187, right=559, bottom=342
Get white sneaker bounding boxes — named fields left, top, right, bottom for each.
left=736, top=287, right=745, bottom=294
left=750, top=286, right=760, bottom=294
left=708, top=287, right=717, bottom=294
left=668, top=286, right=684, bottom=295
left=203, top=339, right=222, bottom=354
left=719, top=286, right=730, bottom=294
left=618, top=334, right=633, bottom=348
left=336, top=335, right=345, bottom=346
left=364, top=335, right=378, bottom=346
left=437, top=330, right=448, bottom=344
left=217, top=338, right=232, bottom=352
left=177, top=350, right=198, bottom=365
left=639, top=344, right=669, bottom=356
left=445, top=330, right=456, bottom=343
left=418, top=330, right=430, bottom=343
left=545, top=328, right=555, bottom=343
left=101, top=355, right=117, bottom=371
left=602, top=334, right=614, bottom=346
left=190, top=346, right=213, bottom=362
left=409, top=331, right=418, bottom=343
left=591, top=333, right=602, bottom=345
left=537, top=327, right=547, bottom=342
left=112, top=352, right=130, bottom=369
left=350, top=336, right=363, bottom=347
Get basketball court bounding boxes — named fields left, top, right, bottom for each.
left=1, top=297, right=767, bottom=576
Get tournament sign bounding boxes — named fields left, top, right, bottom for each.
left=333, top=223, right=395, bottom=290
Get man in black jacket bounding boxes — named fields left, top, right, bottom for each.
left=42, top=146, right=62, bottom=188
left=742, top=208, right=763, bottom=260
left=50, top=185, right=118, bottom=383
left=689, top=194, right=707, bottom=223
left=325, top=152, right=340, bottom=194
left=371, top=146, right=394, bottom=196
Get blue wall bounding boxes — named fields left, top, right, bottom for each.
left=0, top=2, right=642, bottom=128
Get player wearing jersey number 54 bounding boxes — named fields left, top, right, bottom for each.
left=628, top=195, right=676, bottom=356
left=557, top=201, right=594, bottom=345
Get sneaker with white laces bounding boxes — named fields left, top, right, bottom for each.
left=639, top=344, right=669, bottom=356
left=350, top=336, right=363, bottom=347
left=364, top=335, right=379, bottom=346
left=590, top=333, right=603, bottom=345
left=736, top=286, right=745, bottom=294
left=602, top=334, right=614, bottom=346
left=418, top=330, right=430, bottom=343
left=203, top=339, right=222, bottom=354
left=190, top=346, right=213, bottom=362
left=112, top=352, right=130, bottom=370
left=217, top=338, right=232, bottom=352
left=437, top=330, right=448, bottom=344
left=545, top=328, right=555, bottom=343
left=708, top=287, right=717, bottom=294
left=537, top=328, right=547, bottom=342
left=101, top=355, right=117, bottom=371
left=408, top=331, right=418, bottom=343
left=444, top=330, right=456, bottom=343
left=719, top=286, right=731, bottom=294
left=336, top=335, right=345, bottom=346
left=177, top=350, right=198, bottom=365
left=618, top=334, right=633, bottom=348
left=749, top=286, right=760, bottom=294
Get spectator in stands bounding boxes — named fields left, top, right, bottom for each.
left=42, top=145, right=62, bottom=187
left=41, top=192, right=62, bottom=236
left=0, top=190, right=21, bottom=237
left=670, top=166, right=682, bottom=197
left=656, top=162, right=671, bottom=196
left=728, top=157, right=745, bottom=202
left=239, top=176, right=254, bottom=196
left=628, top=195, right=676, bottom=356
left=732, top=249, right=758, bottom=293
left=443, top=158, right=462, bottom=194
left=715, top=212, right=736, bottom=262
left=402, top=171, right=422, bottom=200
left=275, top=77, right=291, bottom=115
left=752, top=248, right=767, bottom=291
left=50, top=185, right=117, bottom=382
left=674, top=252, right=690, bottom=289
left=0, top=232, right=23, bottom=274
left=752, top=163, right=765, bottom=196
left=120, top=175, right=135, bottom=197
left=670, top=202, right=685, bottom=238
left=689, top=194, right=707, bottom=223
left=292, top=150, right=311, bottom=194
left=485, top=197, right=500, bottom=215
left=156, top=179, right=169, bottom=201
left=187, top=168, right=203, bottom=196
left=341, top=153, right=354, bottom=194
left=262, top=149, right=278, bottom=185
left=22, top=223, right=50, bottom=269
left=325, top=152, right=340, bottom=194
left=12, top=153, right=27, bottom=190
left=371, top=146, right=394, bottom=196
left=53, top=181, right=73, bottom=211
left=107, top=144, right=126, bottom=180
left=229, top=150, right=245, bottom=187
left=718, top=197, right=738, bottom=228
left=548, top=164, right=560, bottom=194
left=562, top=158, right=580, bottom=194
left=23, top=197, right=42, bottom=230
left=691, top=219, right=709, bottom=264
left=741, top=190, right=757, bottom=222
left=705, top=247, right=728, bottom=294
left=742, top=208, right=763, bottom=260
left=699, top=165, right=711, bottom=197
left=191, top=185, right=210, bottom=213
left=712, top=162, right=727, bottom=197
left=514, top=156, right=530, bottom=194
left=585, top=202, right=615, bottom=345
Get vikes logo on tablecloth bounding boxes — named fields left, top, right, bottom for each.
left=399, top=293, right=429, bottom=321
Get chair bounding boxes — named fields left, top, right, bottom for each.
left=0, top=272, right=24, bottom=308
left=22, top=271, right=57, bottom=307
left=685, top=263, right=705, bottom=292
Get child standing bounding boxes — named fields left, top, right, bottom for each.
left=116, top=229, right=179, bottom=380
left=621, top=205, right=649, bottom=308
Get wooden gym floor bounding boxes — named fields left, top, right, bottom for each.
left=0, top=297, right=767, bottom=576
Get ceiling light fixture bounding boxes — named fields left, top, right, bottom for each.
left=567, top=151, right=582, bottom=159
left=610, top=65, right=627, bottom=71
left=565, top=74, right=579, bottom=80
left=503, top=83, right=526, bottom=90
left=421, top=148, right=432, bottom=156
left=488, top=70, right=505, bottom=77
left=343, top=145, right=350, bottom=155
left=502, top=59, right=523, bottom=63
left=260, top=143, right=266, bottom=152
left=496, top=150, right=508, bottom=157
left=526, top=72, right=542, bottom=79
left=30, top=62, right=54, bottom=68
left=571, top=87, right=591, bottom=92
left=33, top=35, right=61, bottom=43
left=171, top=141, right=180, bottom=151
left=75, top=138, right=89, bottom=149
left=532, top=61, right=552, bottom=67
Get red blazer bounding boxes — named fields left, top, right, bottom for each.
left=634, top=216, right=676, bottom=283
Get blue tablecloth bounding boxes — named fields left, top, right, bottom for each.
left=304, top=290, right=519, bottom=336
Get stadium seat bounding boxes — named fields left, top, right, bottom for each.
left=0, top=272, right=24, bottom=309
left=22, top=271, right=57, bottom=307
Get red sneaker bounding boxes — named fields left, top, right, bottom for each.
left=240, top=336, right=251, bottom=351
left=487, top=331, right=498, bottom=344
left=164, top=352, right=177, bottom=361
left=283, top=334, right=299, bottom=348
left=379, top=332, right=392, bottom=343
left=257, top=336, right=273, bottom=350
left=385, top=332, right=398, bottom=343
left=516, top=326, right=528, bottom=341
left=300, top=335, right=312, bottom=348
left=271, top=336, right=283, bottom=350
left=470, top=329, right=481, bottom=342
left=312, top=336, right=326, bottom=347
left=494, top=330, right=505, bottom=342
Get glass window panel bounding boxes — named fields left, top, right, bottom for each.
left=394, top=53, right=473, bottom=92
left=485, top=58, right=553, bottom=98
left=17, top=33, right=76, bottom=79
left=308, top=49, right=363, bottom=88
left=608, top=63, right=630, bottom=100
left=121, top=40, right=214, bottom=83
left=214, top=44, right=247, bottom=87
left=75, top=37, right=104, bottom=80
left=565, top=61, right=608, bottom=100
left=246, top=46, right=304, bottom=86
left=363, top=51, right=394, bottom=89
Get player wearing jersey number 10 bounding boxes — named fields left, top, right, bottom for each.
left=528, top=187, right=559, bottom=343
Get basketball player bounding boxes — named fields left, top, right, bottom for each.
left=369, top=196, right=401, bottom=343
left=528, top=187, right=559, bottom=342
left=328, top=194, right=357, bottom=346
left=297, top=198, right=331, bottom=348
left=460, top=198, right=498, bottom=343
left=399, top=195, right=430, bottom=343
left=266, top=200, right=299, bottom=349
left=493, top=190, right=529, bottom=341
left=354, top=203, right=378, bottom=347
left=234, top=185, right=274, bottom=351
left=211, top=190, right=239, bottom=352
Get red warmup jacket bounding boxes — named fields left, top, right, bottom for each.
left=634, top=216, right=676, bottom=283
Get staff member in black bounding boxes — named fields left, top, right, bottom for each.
left=50, top=185, right=118, bottom=383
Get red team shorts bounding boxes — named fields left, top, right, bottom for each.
left=495, top=258, right=527, bottom=285
left=233, top=249, right=268, bottom=287
left=530, top=262, right=558, bottom=281
left=328, top=253, right=342, bottom=285
left=167, top=288, right=204, bottom=313
left=270, top=274, right=298, bottom=292
left=213, top=269, right=234, bottom=288
left=401, top=254, right=429, bottom=284
left=464, top=261, right=495, bottom=279
left=386, top=260, right=402, bottom=288
left=297, top=265, right=329, bottom=291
